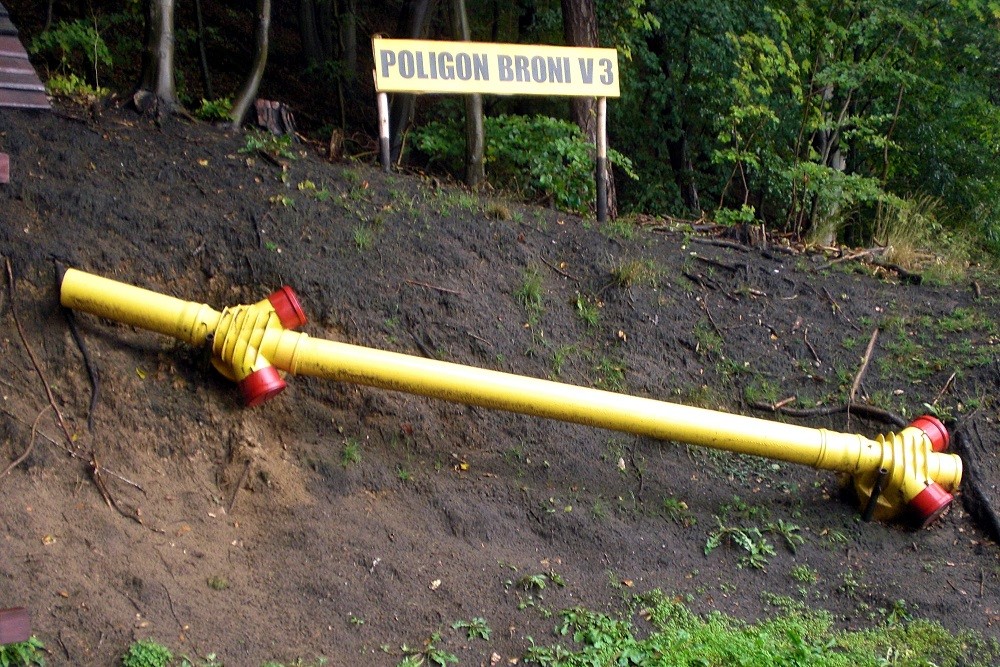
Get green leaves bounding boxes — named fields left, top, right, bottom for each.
left=0, top=636, right=46, bottom=667
left=412, top=115, right=635, bottom=215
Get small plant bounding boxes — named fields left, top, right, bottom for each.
left=353, top=224, right=375, bottom=250
left=179, top=654, right=223, bottom=667
left=451, top=617, right=492, bottom=641
left=790, top=564, right=818, bottom=584
left=349, top=614, right=365, bottom=626
left=766, top=519, right=804, bottom=554
left=839, top=571, right=861, bottom=597
left=398, top=632, right=458, bottom=667
left=0, top=636, right=46, bottom=666
left=262, top=659, right=328, bottom=667
left=518, top=573, right=549, bottom=591
left=240, top=129, right=296, bottom=161
left=484, top=202, right=512, bottom=220
left=573, top=293, right=600, bottom=328
left=206, top=575, right=229, bottom=590
left=704, top=516, right=776, bottom=570
left=663, top=496, right=696, bottom=527
left=122, top=639, right=173, bottom=667
left=609, top=259, right=656, bottom=289
left=45, top=72, right=107, bottom=99
left=194, top=97, right=232, bottom=121
left=551, top=344, right=576, bottom=376
left=594, top=356, right=626, bottom=393
left=604, top=218, right=637, bottom=240
left=693, top=321, right=723, bottom=358
left=340, top=438, right=361, bottom=468
left=515, top=267, right=544, bottom=323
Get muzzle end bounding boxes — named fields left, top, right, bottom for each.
left=239, top=366, right=286, bottom=406
left=908, top=482, right=953, bottom=528
left=268, top=286, right=307, bottom=329
left=909, top=415, right=950, bottom=452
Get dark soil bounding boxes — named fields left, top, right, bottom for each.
left=1, top=102, right=999, bottom=666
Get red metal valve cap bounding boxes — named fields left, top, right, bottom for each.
left=239, top=366, right=286, bottom=407
left=909, top=414, right=949, bottom=452
left=268, top=285, right=307, bottom=329
left=908, top=482, right=953, bottom=528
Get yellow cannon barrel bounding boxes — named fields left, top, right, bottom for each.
left=60, top=268, right=962, bottom=526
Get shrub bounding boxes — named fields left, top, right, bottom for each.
left=412, top=114, right=635, bottom=215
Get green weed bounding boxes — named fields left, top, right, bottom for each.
left=122, top=639, right=172, bottom=667
left=515, top=267, right=544, bottom=323
left=704, top=516, right=776, bottom=570
left=790, top=565, right=818, bottom=584
left=340, top=438, right=362, bottom=468
left=353, top=224, right=375, bottom=250
left=0, top=636, right=46, bottom=667
left=573, top=293, right=601, bottom=328
left=397, top=632, right=457, bottom=667
left=609, top=259, right=657, bottom=289
left=451, top=617, right=492, bottom=641
left=240, top=129, right=296, bottom=161
left=193, top=97, right=232, bottom=121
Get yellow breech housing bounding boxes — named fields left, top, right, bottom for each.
left=60, top=268, right=962, bottom=527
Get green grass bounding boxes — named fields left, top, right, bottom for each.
left=515, top=267, right=545, bottom=324
left=340, top=438, right=362, bottom=468
left=521, top=590, right=1000, bottom=666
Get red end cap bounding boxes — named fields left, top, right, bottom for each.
left=908, top=483, right=953, bottom=528
left=268, top=286, right=307, bottom=329
left=239, top=367, right=286, bottom=407
left=909, top=414, right=949, bottom=452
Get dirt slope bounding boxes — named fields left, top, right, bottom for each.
left=1, top=103, right=999, bottom=666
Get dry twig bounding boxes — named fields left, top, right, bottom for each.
left=0, top=406, right=49, bottom=479
left=403, top=279, right=463, bottom=296
left=5, top=257, right=76, bottom=447
left=847, top=328, right=880, bottom=429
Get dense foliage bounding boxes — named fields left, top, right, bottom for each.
left=600, top=0, right=1000, bottom=254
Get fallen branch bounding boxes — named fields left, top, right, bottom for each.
left=540, top=256, right=579, bottom=282
left=0, top=406, right=49, bottom=479
left=748, top=400, right=907, bottom=429
left=403, top=279, right=464, bottom=296
left=847, top=328, right=880, bottom=428
left=5, top=257, right=76, bottom=447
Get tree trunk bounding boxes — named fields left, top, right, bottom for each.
left=230, top=0, right=272, bottom=129
left=340, top=0, right=358, bottom=73
left=561, top=0, right=616, bottom=218
left=389, top=0, right=438, bottom=164
left=299, top=0, right=323, bottom=66
left=452, top=0, right=484, bottom=187
left=194, top=0, right=213, bottom=100
left=135, top=0, right=180, bottom=113
left=666, top=131, right=700, bottom=214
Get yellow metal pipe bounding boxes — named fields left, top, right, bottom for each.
left=59, top=269, right=963, bottom=525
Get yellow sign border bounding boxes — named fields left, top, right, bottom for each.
left=372, top=38, right=620, bottom=97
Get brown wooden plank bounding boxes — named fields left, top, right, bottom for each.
left=0, top=607, right=30, bottom=645
left=0, top=34, right=26, bottom=58
left=0, top=152, right=8, bottom=184
left=0, top=87, right=48, bottom=108
left=0, top=55, right=32, bottom=73
left=0, top=72, right=44, bottom=90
